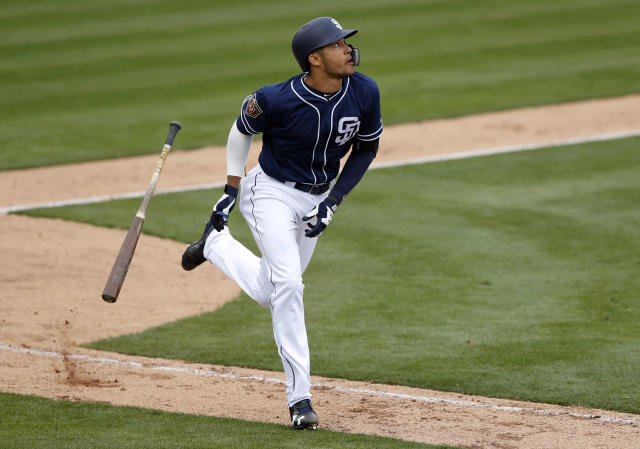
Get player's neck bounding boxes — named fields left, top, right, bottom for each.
left=304, top=72, right=343, bottom=96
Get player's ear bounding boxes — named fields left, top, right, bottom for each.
left=308, top=51, right=323, bottom=69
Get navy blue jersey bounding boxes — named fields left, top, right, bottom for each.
left=236, top=72, right=383, bottom=185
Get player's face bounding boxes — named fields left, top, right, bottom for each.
left=317, top=39, right=355, bottom=78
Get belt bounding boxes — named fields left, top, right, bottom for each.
left=283, top=180, right=330, bottom=195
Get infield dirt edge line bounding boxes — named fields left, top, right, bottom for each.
left=2, top=128, right=639, bottom=214
left=2, top=343, right=638, bottom=427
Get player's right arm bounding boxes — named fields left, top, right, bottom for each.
left=226, top=122, right=252, bottom=188
left=226, top=90, right=269, bottom=188
left=210, top=121, right=252, bottom=230
left=211, top=90, right=269, bottom=229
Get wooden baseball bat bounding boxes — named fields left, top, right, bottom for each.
left=101, top=121, right=182, bottom=303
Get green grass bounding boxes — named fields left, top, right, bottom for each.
left=24, top=137, right=640, bottom=414
left=2, top=0, right=640, bottom=169
left=0, top=393, right=453, bottom=449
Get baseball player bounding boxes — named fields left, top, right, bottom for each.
left=181, top=16, right=383, bottom=430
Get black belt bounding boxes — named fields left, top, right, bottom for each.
left=283, top=180, right=330, bottom=195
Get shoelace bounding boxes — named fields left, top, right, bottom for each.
left=295, top=400, right=313, bottom=415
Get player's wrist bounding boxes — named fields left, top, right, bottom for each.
left=224, top=183, right=239, bottom=198
left=326, top=192, right=341, bottom=209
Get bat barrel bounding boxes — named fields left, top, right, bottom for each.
left=101, top=216, right=144, bottom=302
left=101, top=121, right=182, bottom=304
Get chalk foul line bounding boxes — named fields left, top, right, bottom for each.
left=370, top=128, right=640, bottom=169
left=1, top=344, right=638, bottom=426
left=2, top=129, right=639, bottom=214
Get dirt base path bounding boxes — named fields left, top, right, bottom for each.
left=1, top=96, right=640, bottom=448
left=3, top=342, right=639, bottom=449
left=2, top=94, right=640, bottom=210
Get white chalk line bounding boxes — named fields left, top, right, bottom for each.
left=2, top=129, right=639, bottom=214
left=370, top=129, right=640, bottom=169
left=0, top=182, right=227, bottom=214
left=1, top=343, right=638, bottom=427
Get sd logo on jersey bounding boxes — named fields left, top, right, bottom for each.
left=245, top=94, right=263, bottom=118
left=335, top=117, right=360, bottom=145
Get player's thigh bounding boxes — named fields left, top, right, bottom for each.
left=241, top=195, right=302, bottom=281
left=296, top=225, right=318, bottom=274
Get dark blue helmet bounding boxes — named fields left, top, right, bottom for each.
left=292, top=17, right=358, bottom=71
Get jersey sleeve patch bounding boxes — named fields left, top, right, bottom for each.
left=244, top=94, right=263, bottom=118
left=237, top=90, right=267, bottom=135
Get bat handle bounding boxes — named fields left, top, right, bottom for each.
left=165, top=121, right=182, bottom=146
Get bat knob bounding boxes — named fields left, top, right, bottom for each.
left=165, top=121, right=182, bottom=146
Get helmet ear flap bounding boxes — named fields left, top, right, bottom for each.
left=348, top=44, right=360, bottom=66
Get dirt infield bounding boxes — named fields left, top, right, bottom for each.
left=1, top=95, right=640, bottom=448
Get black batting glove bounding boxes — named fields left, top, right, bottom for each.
left=302, top=193, right=340, bottom=238
left=210, top=184, right=238, bottom=231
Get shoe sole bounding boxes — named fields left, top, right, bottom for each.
left=293, top=424, right=318, bottom=430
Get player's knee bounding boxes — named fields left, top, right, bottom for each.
left=276, top=277, right=304, bottom=296
left=254, top=285, right=274, bottom=309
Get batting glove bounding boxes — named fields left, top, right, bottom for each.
left=303, top=195, right=339, bottom=238
left=210, top=184, right=238, bottom=231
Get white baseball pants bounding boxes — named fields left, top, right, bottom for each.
left=203, top=165, right=328, bottom=407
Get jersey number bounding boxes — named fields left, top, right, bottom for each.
left=335, top=117, right=360, bottom=146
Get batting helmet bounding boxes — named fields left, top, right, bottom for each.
left=292, top=17, right=358, bottom=72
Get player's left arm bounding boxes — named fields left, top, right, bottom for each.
left=330, top=138, right=379, bottom=201
left=304, top=78, right=383, bottom=237
left=303, top=137, right=379, bottom=237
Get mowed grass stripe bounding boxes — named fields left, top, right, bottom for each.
left=23, top=137, right=640, bottom=414
left=1, top=0, right=640, bottom=169
left=6, top=21, right=640, bottom=102
left=0, top=393, right=454, bottom=449
left=4, top=2, right=638, bottom=81
left=0, top=1, right=299, bottom=45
